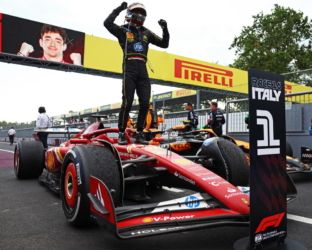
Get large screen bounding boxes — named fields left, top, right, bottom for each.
left=1, top=14, right=85, bottom=65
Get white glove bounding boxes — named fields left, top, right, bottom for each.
left=70, top=53, right=82, bottom=66
left=18, top=42, right=34, bottom=56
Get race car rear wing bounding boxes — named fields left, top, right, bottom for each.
left=34, top=127, right=82, bottom=134
left=34, top=127, right=83, bottom=141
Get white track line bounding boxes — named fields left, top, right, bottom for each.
left=288, top=214, right=312, bottom=225
left=0, top=149, right=14, bottom=154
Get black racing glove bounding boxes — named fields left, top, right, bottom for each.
left=158, top=19, right=167, bottom=29
left=117, top=2, right=128, bottom=12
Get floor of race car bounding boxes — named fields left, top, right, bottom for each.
left=0, top=143, right=312, bottom=250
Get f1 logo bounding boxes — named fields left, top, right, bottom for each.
left=256, top=110, right=280, bottom=155
left=256, top=212, right=285, bottom=233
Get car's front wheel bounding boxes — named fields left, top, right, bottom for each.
left=197, top=138, right=249, bottom=186
left=60, top=145, right=122, bottom=226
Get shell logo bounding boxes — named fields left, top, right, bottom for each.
left=46, top=151, right=55, bottom=171
left=143, top=217, right=154, bottom=223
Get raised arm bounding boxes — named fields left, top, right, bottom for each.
left=148, top=19, right=170, bottom=48
left=103, top=2, right=128, bottom=38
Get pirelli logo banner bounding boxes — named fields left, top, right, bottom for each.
left=174, top=59, right=233, bottom=88
left=1, top=12, right=312, bottom=95
left=146, top=50, right=310, bottom=94
left=248, top=69, right=287, bottom=248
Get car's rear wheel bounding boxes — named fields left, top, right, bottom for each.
left=60, top=145, right=122, bottom=226
left=197, top=138, right=249, bottom=186
left=14, top=141, right=45, bottom=179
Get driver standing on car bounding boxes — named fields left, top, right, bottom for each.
left=104, top=2, right=170, bottom=144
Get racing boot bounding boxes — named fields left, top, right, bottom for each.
left=118, top=132, right=128, bottom=145
left=135, top=131, right=148, bottom=144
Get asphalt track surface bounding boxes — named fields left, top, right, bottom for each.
left=0, top=142, right=311, bottom=250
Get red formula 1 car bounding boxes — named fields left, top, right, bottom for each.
left=13, top=121, right=297, bottom=239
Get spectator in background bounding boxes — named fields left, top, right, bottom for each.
left=206, top=101, right=225, bottom=136
left=36, top=106, right=52, bottom=149
left=18, top=24, right=81, bottom=65
left=8, top=127, right=16, bottom=145
left=183, top=102, right=198, bottom=130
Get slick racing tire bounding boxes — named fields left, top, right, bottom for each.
left=61, top=145, right=122, bottom=226
left=14, top=141, right=45, bottom=179
left=197, top=138, right=249, bottom=186
left=286, top=141, right=293, bottom=157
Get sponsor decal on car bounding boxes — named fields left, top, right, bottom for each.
left=130, top=227, right=182, bottom=236
left=143, top=217, right=154, bottom=223
left=75, top=163, right=82, bottom=185
left=143, top=214, right=195, bottom=223
left=118, top=151, right=138, bottom=159
left=224, top=192, right=243, bottom=199
left=151, top=193, right=209, bottom=213
left=201, top=175, right=219, bottom=181
left=227, top=187, right=237, bottom=193
left=185, top=195, right=200, bottom=208
left=208, top=181, right=228, bottom=187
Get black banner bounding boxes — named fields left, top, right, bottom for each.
left=248, top=69, right=287, bottom=248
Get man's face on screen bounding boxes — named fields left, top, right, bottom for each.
left=39, top=32, right=66, bottom=61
